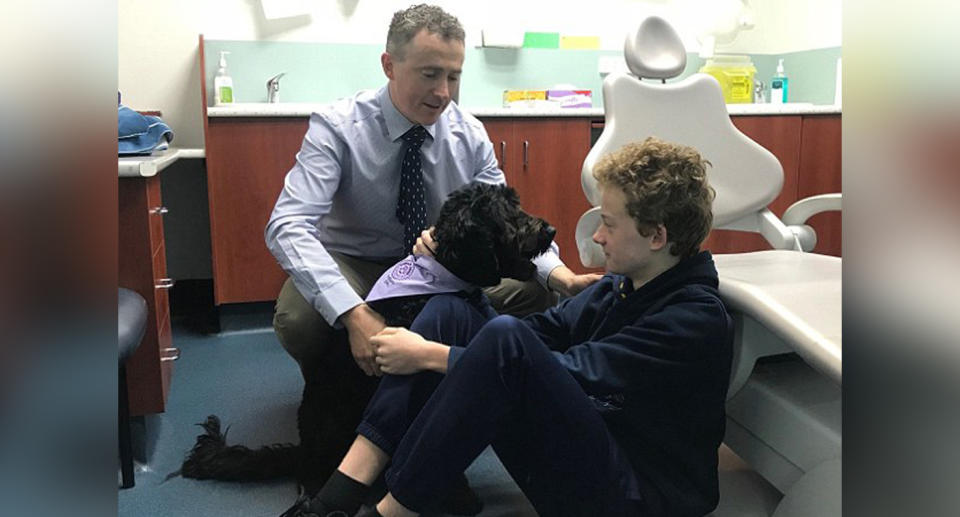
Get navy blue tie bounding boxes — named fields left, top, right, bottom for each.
left=396, top=125, right=428, bottom=254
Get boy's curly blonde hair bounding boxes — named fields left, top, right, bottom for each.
left=592, top=137, right=715, bottom=258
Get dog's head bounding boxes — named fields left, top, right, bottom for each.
left=432, top=183, right=556, bottom=287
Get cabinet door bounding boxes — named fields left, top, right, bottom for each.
left=119, top=176, right=173, bottom=416
left=481, top=119, right=514, bottom=173
left=702, top=116, right=802, bottom=254
left=505, top=118, right=596, bottom=274
left=205, top=117, right=309, bottom=304
left=798, top=115, right=841, bottom=256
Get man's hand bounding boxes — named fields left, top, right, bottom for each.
left=340, top=303, right=387, bottom=376
left=548, top=266, right=604, bottom=298
left=371, top=327, right=448, bottom=375
left=412, top=227, right=437, bottom=257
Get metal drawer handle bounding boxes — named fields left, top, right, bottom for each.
left=161, top=347, right=181, bottom=362
left=155, top=278, right=175, bottom=289
left=150, top=206, right=169, bottom=215
left=499, top=141, right=507, bottom=173
left=523, top=140, right=529, bottom=169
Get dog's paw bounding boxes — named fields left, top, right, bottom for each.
left=197, top=414, right=227, bottom=440
left=180, top=415, right=230, bottom=478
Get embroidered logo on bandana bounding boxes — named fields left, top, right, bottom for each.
left=390, top=260, right=418, bottom=281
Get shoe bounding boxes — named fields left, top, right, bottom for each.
left=278, top=493, right=350, bottom=517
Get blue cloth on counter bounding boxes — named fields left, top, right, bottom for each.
left=118, top=105, right=149, bottom=138
left=118, top=105, right=173, bottom=156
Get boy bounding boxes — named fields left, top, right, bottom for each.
left=294, top=137, right=733, bottom=517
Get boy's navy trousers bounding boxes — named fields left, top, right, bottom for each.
left=357, top=295, right=646, bottom=516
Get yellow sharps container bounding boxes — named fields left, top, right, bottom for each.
left=699, top=55, right=756, bottom=104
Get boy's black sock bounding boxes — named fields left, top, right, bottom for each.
left=355, top=507, right=385, bottom=517
left=314, top=470, right=368, bottom=515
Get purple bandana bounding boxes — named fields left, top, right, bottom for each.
left=366, top=255, right=475, bottom=303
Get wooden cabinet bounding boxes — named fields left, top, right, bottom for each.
left=119, top=176, right=175, bottom=416
left=200, top=113, right=840, bottom=304
left=480, top=117, right=598, bottom=274
left=204, top=117, right=308, bottom=304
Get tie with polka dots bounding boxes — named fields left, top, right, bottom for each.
left=396, top=125, right=429, bottom=253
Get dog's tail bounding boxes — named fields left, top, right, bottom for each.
left=180, top=415, right=302, bottom=481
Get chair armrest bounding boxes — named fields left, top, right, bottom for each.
left=782, top=193, right=842, bottom=226
left=782, top=194, right=842, bottom=252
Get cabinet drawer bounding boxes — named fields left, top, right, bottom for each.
left=146, top=176, right=166, bottom=253
left=158, top=309, right=174, bottom=408
left=152, top=241, right=171, bottom=332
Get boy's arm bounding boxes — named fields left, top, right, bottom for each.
left=554, top=295, right=732, bottom=395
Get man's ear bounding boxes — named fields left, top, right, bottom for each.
left=650, top=224, right=669, bottom=251
left=381, top=52, right=394, bottom=79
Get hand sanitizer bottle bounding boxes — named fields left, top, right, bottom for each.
left=770, top=58, right=789, bottom=104
left=214, top=51, right=234, bottom=105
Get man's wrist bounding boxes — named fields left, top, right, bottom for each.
left=547, top=266, right=572, bottom=294
left=340, top=303, right=369, bottom=330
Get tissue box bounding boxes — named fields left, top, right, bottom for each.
left=502, top=90, right=547, bottom=108
left=546, top=89, right=593, bottom=108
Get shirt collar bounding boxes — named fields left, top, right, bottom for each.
left=378, top=85, right=438, bottom=143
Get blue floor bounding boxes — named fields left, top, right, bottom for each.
left=118, top=310, right=780, bottom=517
left=118, top=316, right=536, bottom=517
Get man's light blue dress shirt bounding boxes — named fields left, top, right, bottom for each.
left=265, top=86, right=563, bottom=325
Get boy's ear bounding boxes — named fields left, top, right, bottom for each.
left=650, top=224, right=669, bottom=251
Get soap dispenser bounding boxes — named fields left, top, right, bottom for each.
left=214, top=51, right=234, bottom=105
left=770, top=58, right=789, bottom=104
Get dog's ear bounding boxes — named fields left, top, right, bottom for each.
left=433, top=183, right=511, bottom=287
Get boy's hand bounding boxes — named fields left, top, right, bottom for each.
left=371, top=327, right=448, bottom=375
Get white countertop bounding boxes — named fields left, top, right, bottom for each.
left=208, top=102, right=840, bottom=118
left=118, top=147, right=205, bottom=177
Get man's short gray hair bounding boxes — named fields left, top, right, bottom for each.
left=386, top=4, right=465, bottom=60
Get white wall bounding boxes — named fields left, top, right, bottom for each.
left=119, top=0, right=841, bottom=148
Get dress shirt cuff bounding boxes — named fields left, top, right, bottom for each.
left=316, top=277, right=365, bottom=328
left=533, top=249, right=565, bottom=288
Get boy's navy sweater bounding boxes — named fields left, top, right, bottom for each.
left=526, top=250, right=733, bottom=516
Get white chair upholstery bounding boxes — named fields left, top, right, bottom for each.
left=577, top=16, right=841, bottom=517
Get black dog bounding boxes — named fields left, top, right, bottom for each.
left=179, top=184, right=555, bottom=514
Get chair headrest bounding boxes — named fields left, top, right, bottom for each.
left=624, top=16, right=687, bottom=80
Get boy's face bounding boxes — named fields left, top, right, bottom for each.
left=592, top=186, right=662, bottom=279
left=382, top=29, right=464, bottom=126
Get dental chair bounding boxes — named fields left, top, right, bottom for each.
left=576, top=16, right=841, bottom=517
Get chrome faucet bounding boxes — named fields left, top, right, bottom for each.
left=267, top=73, right=286, bottom=103
left=753, top=78, right=766, bottom=104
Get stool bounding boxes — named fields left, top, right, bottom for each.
left=119, top=287, right=147, bottom=489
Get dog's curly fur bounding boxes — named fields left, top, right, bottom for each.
left=368, top=183, right=556, bottom=327
left=179, top=184, right=554, bottom=512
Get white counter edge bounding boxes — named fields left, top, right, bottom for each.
left=208, top=103, right=841, bottom=118
left=118, top=147, right=206, bottom=178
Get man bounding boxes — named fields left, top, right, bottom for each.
left=264, top=2, right=598, bottom=497
left=296, top=137, right=735, bottom=517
